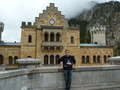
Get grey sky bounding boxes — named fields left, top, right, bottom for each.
left=0, top=0, right=119, bottom=42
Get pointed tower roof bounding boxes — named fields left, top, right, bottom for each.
left=94, top=22, right=101, bottom=28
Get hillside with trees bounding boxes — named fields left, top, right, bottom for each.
left=68, top=1, right=120, bottom=55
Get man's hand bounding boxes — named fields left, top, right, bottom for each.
left=73, top=66, right=76, bottom=70
left=58, top=64, right=61, bottom=71
left=73, top=64, right=76, bottom=70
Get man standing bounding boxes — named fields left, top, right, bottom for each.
left=58, top=50, right=76, bottom=90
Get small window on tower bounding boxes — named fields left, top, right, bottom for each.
left=28, top=35, right=32, bottom=43
left=95, top=42, right=98, bottom=44
left=70, top=36, right=74, bottom=43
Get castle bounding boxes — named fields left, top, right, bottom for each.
left=0, top=3, right=113, bottom=69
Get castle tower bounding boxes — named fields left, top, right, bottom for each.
left=89, top=23, right=106, bottom=45
left=0, top=22, right=4, bottom=42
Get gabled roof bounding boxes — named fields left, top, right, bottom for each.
left=0, top=42, right=21, bottom=46
left=80, top=44, right=113, bottom=47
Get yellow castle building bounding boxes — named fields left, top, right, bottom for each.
left=0, top=3, right=113, bottom=69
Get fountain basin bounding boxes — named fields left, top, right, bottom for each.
left=16, top=58, right=42, bottom=69
left=107, top=56, right=120, bottom=65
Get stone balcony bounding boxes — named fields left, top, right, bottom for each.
left=41, top=41, right=63, bottom=51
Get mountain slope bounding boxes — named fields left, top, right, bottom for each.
left=68, top=1, right=120, bottom=55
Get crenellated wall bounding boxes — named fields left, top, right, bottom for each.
left=0, top=65, right=120, bottom=90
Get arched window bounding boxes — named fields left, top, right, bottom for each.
left=104, top=55, right=107, bottom=63
left=97, top=55, right=100, bottom=63
left=56, top=33, right=60, bottom=42
left=27, top=56, right=31, bottom=58
left=93, top=56, right=96, bottom=63
left=50, top=55, right=54, bottom=64
left=86, top=56, right=89, bottom=63
left=71, top=36, right=74, bottom=43
left=82, top=56, right=85, bottom=63
left=9, top=56, right=13, bottom=65
left=108, top=55, right=111, bottom=62
left=95, top=42, right=98, bottom=44
left=0, top=54, right=3, bottom=65
left=50, top=33, right=54, bottom=42
left=108, top=55, right=111, bottom=58
left=28, top=35, right=32, bottom=43
left=44, top=55, right=48, bottom=64
left=14, top=56, right=18, bottom=64
left=44, top=32, right=48, bottom=41
left=56, top=55, right=60, bottom=64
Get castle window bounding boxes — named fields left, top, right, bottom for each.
left=104, top=55, right=107, bottom=63
left=108, top=55, right=111, bottom=62
left=14, top=56, right=18, bottom=64
left=56, top=55, right=60, bottom=64
left=82, top=56, right=85, bottom=63
left=0, top=54, right=3, bottom=65
left=95, top=42, right=98, bottom=44
left=27, top=56, right=31, bottom=58
left=9, top=56, right=13, bottom=65
left=50, top=55, right=54, bottom=64
left=44, top=32, right=48, bottom=41
left=93, top=56, right=96, bottom=63
left=50, top=33, right=54, bottom=42
left=44, top=55, right=48, bottom=64
left=86, top=56, right=89, bottom=63
left=97, top=55, right=100, bottom=63
left=56, top=33, right=60, bottom=42
left=28, top=35, right=32, bottom=43
left=71, top=36, right=74, bottom=43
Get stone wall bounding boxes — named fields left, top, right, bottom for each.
left=0, top=65, right=120, bottom=90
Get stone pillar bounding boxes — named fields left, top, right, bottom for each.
left=48, top=32, right=50, bottom=41
left=54, top=33, right=56, bottom=42
left=42, top=32, right=44, bottom=41
left=54, top=47, right=56, bottom=51
left=90, top=49, right=93, bottom=64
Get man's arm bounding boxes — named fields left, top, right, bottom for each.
left=58, top=56, right=63, bottom=71
left=58, top=64, right=61, bottom=71
left=73, top=56, right=76, bottom=70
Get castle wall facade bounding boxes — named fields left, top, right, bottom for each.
left=0, top=3, right=113, bottom=69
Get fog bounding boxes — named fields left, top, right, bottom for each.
left=0, top=0, right=119, bottom=42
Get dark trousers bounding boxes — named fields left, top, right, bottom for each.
left=63, top=70, right=72, bottom=90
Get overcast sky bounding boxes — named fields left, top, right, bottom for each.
left=0, top=0, right=119, bottom=42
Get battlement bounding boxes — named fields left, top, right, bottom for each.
left=90, top=27, right=106, bottom=34
left=89, top=23, right=106, bottom=34
left=21, top=22, right=35, bottom=28
left=68, top=24, right=79, bottom=30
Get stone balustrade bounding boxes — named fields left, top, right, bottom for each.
left=0, top=65, right=120, bottom=90
left=0, top=57, right=120, bottom=90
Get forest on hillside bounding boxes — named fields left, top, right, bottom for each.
left=68, top=1, right=120, bottom=55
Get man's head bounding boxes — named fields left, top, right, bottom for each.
left=65, top=50, right=70, bottom=56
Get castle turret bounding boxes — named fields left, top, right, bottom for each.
left=89, top=23, right=106, bottom=45
left=0, top=22, right=4, bottom=42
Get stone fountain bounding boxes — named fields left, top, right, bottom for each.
left=107, top=56, right=120, bottom=65
left=16, top=58, right=42, bottom=69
